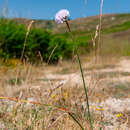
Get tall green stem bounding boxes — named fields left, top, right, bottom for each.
left=76, top=51, right=93, bottom=130
left=65, top=20, right=93, bottom=130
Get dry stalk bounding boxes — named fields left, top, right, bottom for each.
left=97, top=0, right=104, bottom=61
left=21, top=20, right=34, bottom=61
left=48, top=80, right=66, bottom=96
left=24, top=64, right=32, bottom=85
left=88, top=72, right=100, bottom=97
left=14, top=21, right=34, bottom=113
left=38, top=51, right=43, bottom=62
left=47, top=44, right=58, bottom=64
left=92, top=24, right=99, bottom=63
left=0, top=96, right=72, bottom=113
left=15, top=20, right=34, bottom=86
left=48, top=113, right=68, bottom=129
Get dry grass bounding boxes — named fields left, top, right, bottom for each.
left=0, top=56, right=130, bottom=129
left=0, top=1, right=130, bottom=129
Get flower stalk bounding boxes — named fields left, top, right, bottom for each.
left=65, top=18, right=93, bottom=130
left=55, top=9, right=93, bottom=129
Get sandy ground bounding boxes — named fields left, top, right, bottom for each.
left=38, top=57, right=130, bottom=88
left=37, top=57, right=130, bottom=129
left=0, top=57, right=130, bottom=129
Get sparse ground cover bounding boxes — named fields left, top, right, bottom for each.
left=0, top=14, right=130, bottom=129
left=0, top=56, right=130, bottom=129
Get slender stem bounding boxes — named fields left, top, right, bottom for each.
left=97, top=0, right=104, bottom=60
left=21, top=20, right=34, bottom=61
left=65, top=21, right=93, bottom=130
left=68, top=112, right=84, bottom=130
left=65, top=21, right=71, bottom=32
left=47, top=44, right=58, bottom=64
left=76, top=51, right=93, bottom=130
left=20, top=35, right=28, bottom=61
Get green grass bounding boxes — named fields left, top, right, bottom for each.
left=121, top=41, right=130, bottom=56
left=1, top=13, right=130, bottom=60
left=104, top=21, right=130, bottom=33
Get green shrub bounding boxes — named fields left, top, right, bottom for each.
left=25, top=28, right=51, bottom=61
left=105, top=21, right=130, bottom=33
left=0, top=19, right=52, bottom=62
left=0, top=19, right=26, bottom=59
left=47, top=36, right=73, bottom=63
left=0, top=19, right=74, bottom=63
left=0, top=18, right=92, bottom=63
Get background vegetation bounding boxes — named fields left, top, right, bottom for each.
left=0, top=18, right=74, bottom=63
left=0, top=14, right=130, bottom=64
left=0, top=13, right=130, bottom=129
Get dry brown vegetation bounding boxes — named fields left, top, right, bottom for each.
left=0, top=55, right=130, bottom=129
left=0, top=4, right=130, bottom=128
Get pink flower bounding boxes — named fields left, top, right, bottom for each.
left=55, top=9, right=70, bottom=24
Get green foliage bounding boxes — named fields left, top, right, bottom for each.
left=9, top=78, right=22, bottom=85
left=105, top=21, right=130, bottom=33
left=26, top=28, right=52, bottom=61
left=0, top=19, right=54, bottom=62
left=101, top=37, right=130, bottom=57
left=47, top=36, right=73, bottom=63
left=0, top=19, right=26, bottom=59
left=0, top=18, right=93, bottom=63
left=121, top=41, right=130, bottom=56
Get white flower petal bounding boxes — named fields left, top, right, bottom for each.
left=55, top=9, right=70, bottom=24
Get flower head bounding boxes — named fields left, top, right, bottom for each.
left=96, top=106, right=104, bottom=111
left=51, top=94, right=56, bottom=99
left=55, top=9, right=70, bottom=24
left=116, top=113, right=123, bottom=118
